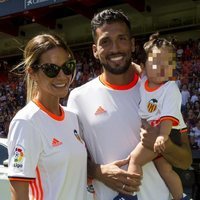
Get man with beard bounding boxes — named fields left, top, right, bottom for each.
left=67, top=9, right=192, bottom=200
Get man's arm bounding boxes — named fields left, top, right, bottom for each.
left=162, top=131, right=192, bottom=169
left=141, top=127, right=192, bottom=169
left=87, top=158, right=142, bottom=195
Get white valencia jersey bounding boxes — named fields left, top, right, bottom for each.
left=8, top=100, right=87, bottom=200
left=139, top=76, right=186, bottom=129
left=67, top=74, right=171, bottom=200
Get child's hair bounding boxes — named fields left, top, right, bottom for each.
left=144, top=32, right=176, bottom=54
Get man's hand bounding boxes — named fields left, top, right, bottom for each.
left=132, top=62, right=142, bottom=75
left=140, top=123, right=192, bottom=169
left=140, top=127, right=158, bottom=150
left=89, top=158, right=142, bottom=195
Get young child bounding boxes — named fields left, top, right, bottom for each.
left=128, top=32, right=189, bottom=200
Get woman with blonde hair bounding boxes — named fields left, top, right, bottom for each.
left=7, top=33, right=87, bottom=200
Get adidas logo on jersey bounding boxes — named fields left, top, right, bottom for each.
left=52, top=138, right=63, bottom=147
left=95, top=106, right=106, bottom=115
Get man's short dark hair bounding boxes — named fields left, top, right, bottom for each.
left=91, top=9, right=131, bottom=42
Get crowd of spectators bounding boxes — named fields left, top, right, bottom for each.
left=0, top=38, right=200, bottom=151
left=176, top=39, right=200, bottom=150
left=0, top=61, right=26, bottom=137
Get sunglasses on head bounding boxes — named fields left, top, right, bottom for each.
left=34, top=59, right=76, bottom=78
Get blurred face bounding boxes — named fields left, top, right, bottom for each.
left=188, top=109, right=195, bottom=118
left=92, top=22, right=134, bottom=75
left=194, top=101, right=200, bottom=109
left=146, top=46, right=176, bottom=84
left=182, top=84, right=187, bottom=90
left=32, top=47, right=73, bottom=100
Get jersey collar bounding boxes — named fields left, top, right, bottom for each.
left=144, top=79, right=163, bottom=92
left=99, top=73, right=139, bottom=90
left=33, top=99, right=64, bottom=121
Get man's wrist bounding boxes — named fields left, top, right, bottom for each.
left=88, top=160, right=101, bottom=181
left=95, top=164, right=102, bottom=181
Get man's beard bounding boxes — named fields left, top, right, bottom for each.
left=101, top=58, right=132, bottom=75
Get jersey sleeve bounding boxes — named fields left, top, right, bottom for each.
left=160, top=82, right=182, bottom=126
left=67, top=90, right=85, bottom=140
left=8, top=118, right=42, bottom=181
left=67, top=89, right=79, bottom=115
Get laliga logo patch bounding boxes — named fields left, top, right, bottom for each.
left=74, top=129, right=83, bottom=143
left=147, top=99, right=158, bottom=113
left=13, top=145, right=25, bottom=169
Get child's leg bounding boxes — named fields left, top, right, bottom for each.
left=128, top=142, right=157, bottom=176
left=154, top=158, right=183, bottom=200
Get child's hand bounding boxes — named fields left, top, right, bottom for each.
left=141, top=119, right=151, bottom=130
left=154, top=136, right=168, bottom=153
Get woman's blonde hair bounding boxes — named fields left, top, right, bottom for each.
left=14, top=33, right=74, bottom=103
